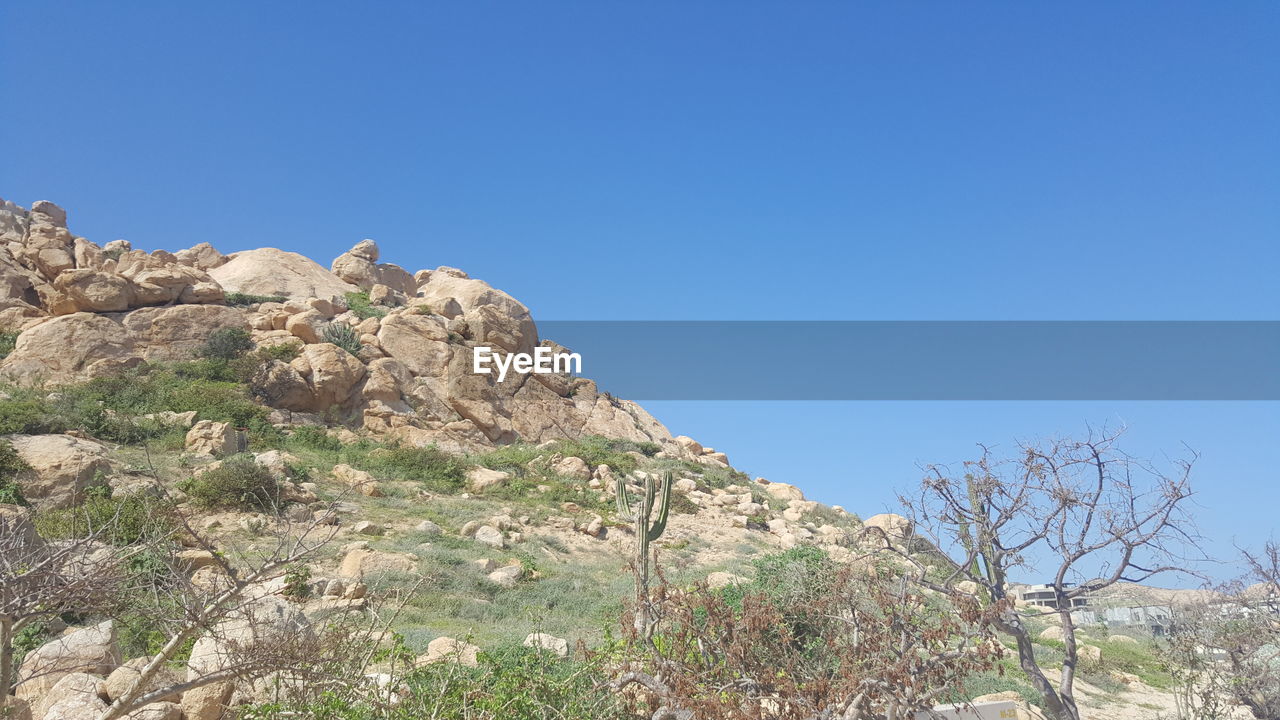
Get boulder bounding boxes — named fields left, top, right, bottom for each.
left=209, top=248, right=357, bottom=300
left=122, top=701, right=183, bottom=720
left=31, top=672, right=107, bottom=720
left=332, top=464, right=383, bottom=497
left=15, top=620, right=121, bottom=700
left=1079, top=644, right=1102, bottom=664
left=416, top=637, right=479, bottom=668
left=0, top=697, right=31, bottom=720
left=487, top=564, right=522, bottom=588
left=7, top=434, right=112, bottom=509
left=174, top=242, right=227, bottom=270
left=522, top=633, right=568, bottom=658
left=473, top=525, right=505, bottom=549
left=102, top=656, right=181, bottom=706
left=416, top=270, right=537, bottom=354
left=415, top=520, right=442, bottom=536
left=331, top=241, right=416, bottom=296
left=863, top=513, right=912, bottom=539
left=284, top=309, right=325, bottom=344
left=290, top=343, right=367, bottom=411
left=1039, top=626, right=1064, bottom=641
left=760, top=481, right=805, bottom=503
left=374, top=312, right=452, bottom=377
left=1108, top=634, right=1138, bottom=645
left=185, top=421, right=238, bottom=457
left=337, top=548, right=417, bottom=578
left=0, top=313, right=135, bottom=385
left=551, top=456, right=591, bottom=481
left=50, top=269, right=131, bottom=313
left=466, top=467, right=510, bottom=493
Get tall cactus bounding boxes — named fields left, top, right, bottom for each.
left=616, top=469, right=672, bottom=642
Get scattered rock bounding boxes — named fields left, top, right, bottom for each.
left=487, top=564, right=523, bottom=588
left=522, top=633, right=568, bottom=658
left=337, top=548, right=417, bottom=578
left=15, top=620, right=121, bottom=700
left=332, top=464, right=383, bottom=498
left=416, top=637, right=480, bottom=668
left=466, top=467, right=510, bottom=493
left=7, top=434, right=113, bottom=509
left=473, top=525, right=505, bottom=549
left=185, top=421, right=239, bottom=457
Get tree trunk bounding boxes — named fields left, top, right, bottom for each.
left=1, top=617, right=13, bottom=698
left=998, top=613, right=1076, bottom=720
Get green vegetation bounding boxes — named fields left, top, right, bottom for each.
left=178, top=455, right=281, bottom=511
left=34, top=487, right=175, bottom=545
left=344, top=291, right=386, bottom=320
left=225, top=292, right=288, bottom=307
left=0, top=329, right=17, bottom=360
left=199, top=327, right=255, bottom=361
left=0, top=439, right=30, bottom=506
left=321, top=322, right=363, bottom=355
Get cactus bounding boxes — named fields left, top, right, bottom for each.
left=616, top=469, right=673, bottom=642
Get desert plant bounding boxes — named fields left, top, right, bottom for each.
left=322, top=322, right=363, bottom=355
left=615, top=470, right=672, bottom=643
left=200, top=327, right=255, bottom=361
left=0, top=330, right=17, bottom=360
left=344, top=291, right=386, bottom=320
left=283, top=564, right=313, bottom=602
left=225, top=292, right=288, bottom=307
left=178, top=456, right=281, bottom=511
left=0, top=440, right=29, bottom=506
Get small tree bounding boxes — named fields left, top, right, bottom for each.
left=1164, top=542, right=1280, bottom=720
left=896, top=430, right=1199, bottom=720
left=613, top=548, right=1002, bottom=720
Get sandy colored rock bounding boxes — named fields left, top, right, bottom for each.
left=466, top=467, right=510, bottom=492
left=332, top=464, right=383, bottom=497
left=487, top=564, right=523, bottom=588
left=416, top=637, right=480, bottom=667
left=31, top=672, right=108, bottom=720
left=551, top=456, right=591, bottom=481
left=209, top=247, right=357, bottom=300
left=185, top=421, right=238, bottom=457
left=331, top=240, right=416, bottom=295
left=290, top=343, right=367, bottom=411
left=174, top=242, right=227, bottom=270
left=337, top=547, right=417, bottom=578
left=15, top=620, right=120, bottom=701
left=522, top=633, right=568, bottom=657
left=863, top=513, right=912, bottom=539
left=7, top=434, right=112, bottom=509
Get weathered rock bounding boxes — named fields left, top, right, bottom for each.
left=473, top=525, right=505, bottom=549
left=174, top=242, right=227, bottom=270
left=7, top=434, right=112, bottom=509
left=353, top=521, right=384, bottom=536
left=50, top=269, right=131, bottom=313
left=15, top=620, right=121, bottom=700
left=414, top=520, right=442, bottom=536
left=759, top=480, right=805, bottom=503
left=285, top=309, right=325, bottom=344
left=337, top=548, right=417, bottom=578
left=290, top=343, right=367, bottom=411
left=331, top=241, right=416, bottom=295
left=209, top=248, right=357, bottom=300
left=487, top=564, right=522, bottom=588
left=551, top=456, right=591, bottom=481
left=522, top=633, right=568, bottom=658
left=122, top=701, right=183, bottom=720
left=0, top=313, right=135, bottom=385
left=1039, top=626, right=1064, bottom=641
left=102, top=656, right=181, bottom=706
left=466, top=467, right=509, bottom=493
left=0, top=696, right=31, bottom=720
left=416, top=637, right=479, bottom=668
left=416, top=270, right=537, bottom=354
left=185, top=421, right=238, bottom=457
left=332, top=464, right=383, bottom=497
left=31, top=672, right=107, bottom=720
left=863, top=513, right=912, bottom=540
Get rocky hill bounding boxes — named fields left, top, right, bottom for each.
left=0, top=198, right=1221, bottom=720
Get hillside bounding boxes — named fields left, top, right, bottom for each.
left=0, top=198, right=1234, bottom=720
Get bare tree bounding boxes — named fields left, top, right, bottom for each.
left=895, top=429, right=1199, bottom=720
left=612, top=549, right=1003, bottom=720
left=1163, top=542, right=1280, bottom=720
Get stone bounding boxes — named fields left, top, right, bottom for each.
left=0, top=313, right=135, bottom=385
left=473, top=558, right=497, bottom=573
left=1039, top=626, right=1064, bottom=641
left=466, top=467, right=510, bottom=493
left=285, top=309, right=325, bottom=344
left=416, top=637, right=480, bottom=668
left=331, top=241, right=416, bottom=295
left=706, top=572, right=747, bottom=590
left=185, top=421, right=238, bottom=457
left=353, top=521, right=384, bottom=536
left=417, top=270, right=537, bottom=354
left=473, top=525, right=505, bottom=549
left=174, top=242, right=227, bottom=271
left=208, top=247, right=357, bottom=300
left=863, top=513, right=912, bottom=540
left=102, top=656, right=180, bottom=705
left=50, top=269, right=131, bottom=313
left=522, top=633, right=569, bottom=658
left=1108, top=634, right=1138, bottom=645
left=122, top=701, right=183, bottom=720
left=0, top=697, right=31, bottom=720
left=1079, top=644, right=1102, bottom=664
left=760, top=481, right=805, bottom=503
left=673, top=477, right=698, bottom=493
left=290, top=343, right=367, bottom=411
left=337, top=548, right=417, bottom=578
left=31, top=672, right=107, bottom=720
left=7, top=434, right=112, bottom=509
left=487, top=564, right=523, bottom=588
left=551, top=456, right=591, bottom=481
left=175, top=549, right=218, bottom=572
left=331, top=464, right=383, bottom=497
left=674, top=435, right=703, bottom=456
left=414, top=520, right=442, bottom=536
left=15, top=620, right=121, bottom=700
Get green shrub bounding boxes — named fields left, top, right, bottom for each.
left=0, top=439, right=30, bottom=506
left=34, top=489, right=175, bottom=545
left=283, top=564, right=313, bottom=601
left=0, top=330, right=17, bottom=360
left=258, top=343, right=301, bottom=363
left=321, top=323, right=363, bottom=355
left=470, top=444, right=544, bottom=473
left=288, top=425, right=343, bottom=452
left=200, top=327, right=255, bottom=361
left=357, top=445, right=468, bottom=493
left=344, top=291, right=386, bottom=320
left=225, top=292, right=288, bottom=307
left=178, top=456, right=281, bottom=511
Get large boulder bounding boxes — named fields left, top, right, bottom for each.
left=185, top=421, right=239, bottom=457
left=330, top=240, right=416, bottom=296
left=522, top=633, right=568, bottom=658
left=415, top=271, right=537, bottom=354
left=15, top=620, right=121, bottom=700
left=209, top=248, right=357, bottom=300
left=863, top=513, right=913, bottom=539
left=174, top=242, right=227, bottom=271
left=416, top=637, right=479, bottom=668
left=0, top=313, right=136, bottom=385
left=31, top=672, right=108, bottom=720
left=289, top=343, right=366, bottom=411
left=337, top=546, right=417, bottom=578
left=7, top=434, right=113, bottom=509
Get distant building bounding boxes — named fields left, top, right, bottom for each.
left=1074, top=604, right=1174, bottom=636
left=1016, top=584, right=1090, bottom=611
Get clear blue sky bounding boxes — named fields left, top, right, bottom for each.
left=2, top=2, right=1277, bottom=583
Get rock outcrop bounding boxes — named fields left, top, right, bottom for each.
left=8, top=434, right=113, bottom=509
left=209, top=247, right=357, bottom=300
left=15, top=620, right=121, bottom=700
